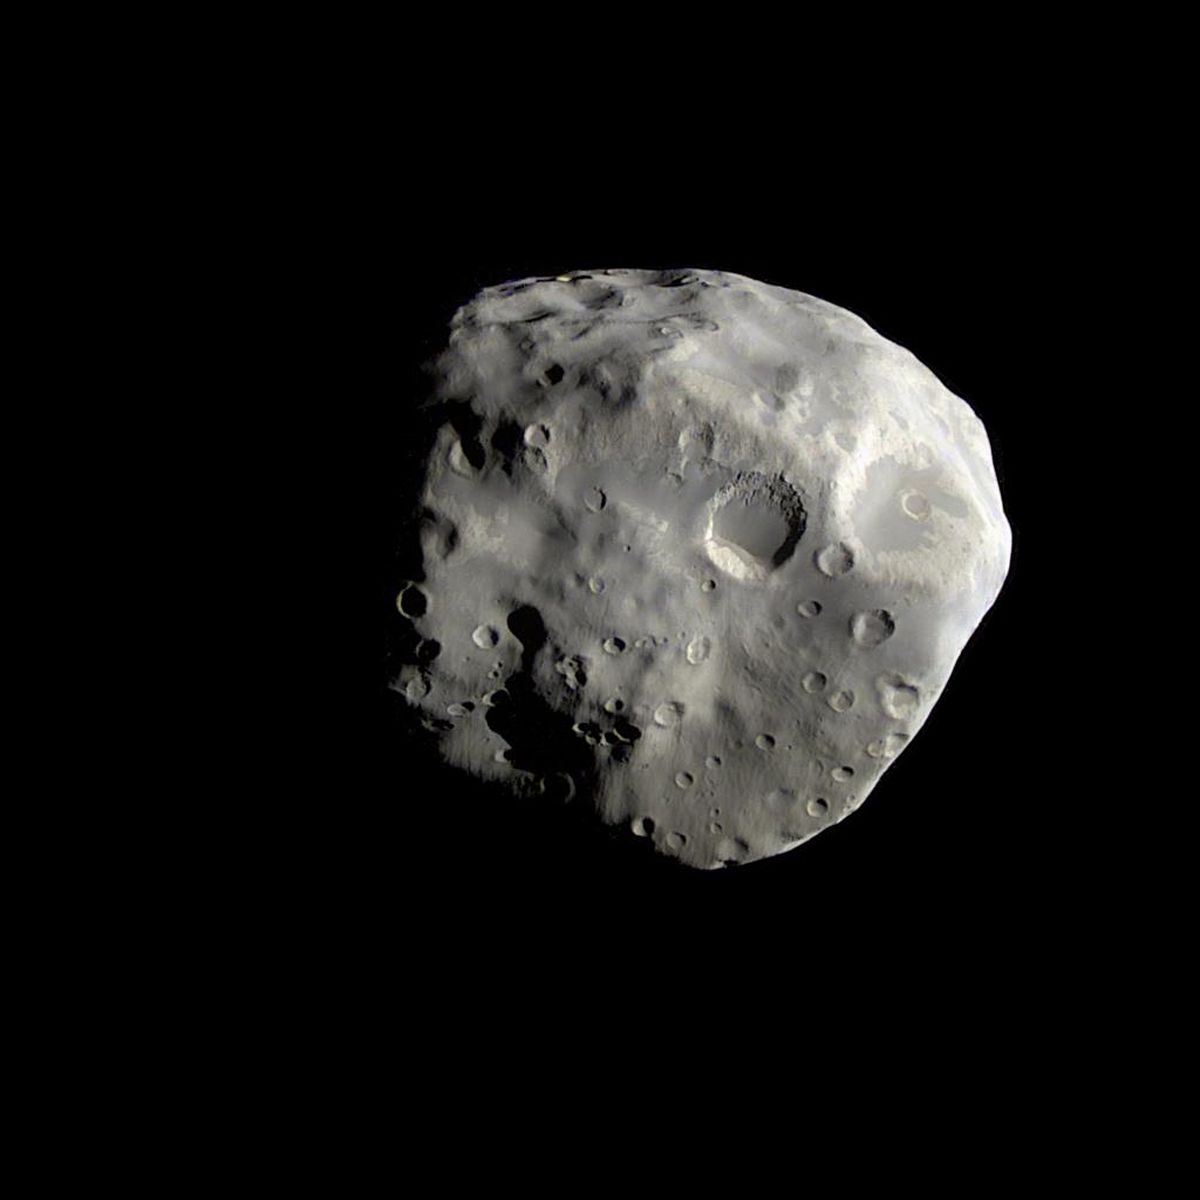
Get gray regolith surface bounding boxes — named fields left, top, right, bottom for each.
left=393, top=268, right=1011, bottom=869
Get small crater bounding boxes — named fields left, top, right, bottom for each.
left=705, top=755, right=722, bottom=769
left=675, top=772, right=694, bottom=789
left=768, top=788, right=796, bottom=807
left=653, top=702, right=684, bottom=727
left=797, top=600, right=822, bottom=618
left=419, top=513, right=458, bottom=563
left=396, top=584, right=428, bottom=618
left=802, top=671, right=828, bottom=694
left=603, top=697, right=624, bottom=714
left=901, top=489, right=931, bottom=520
left=709, top=821, right=724, bottom=834
left=666, top=832, right=687, bottom=852
left=539, top=773, right=574, bottom=802
left=831, top=766, right=855, bottom=782
left=867, top=733, right=910, bottom=759
left=490, top=420, right=525, bottom=469
left=829, top=689, right=856, bottom=712
left=449, top=439, right=482, bottom=476
left=471, top=624, right=500, bottom=648
left=806, top=797, right=830, bottom=818
left=554, top=656, right=588, bottom=690
left=404, top=676, right=430, bottom=702
left=614, top=719, right=642, bottom=742
left=632, top=816, right=656, bottom=838
left=851, top=609, right=896, bottom=649
left=755, top=734, right=776, bottom=751
left=543, top=363, right=565, bottom=386
left=878, top=673, right=920, bottom=718
left=587, top=576, right=606, bottom=595
left=584, top=486, right=607, bottom=513
left=446, top=702, right=474, bottom=717
left=815, top=543, right=855, bottom=578
left=715, top=836, right=750, bottom=865
left=523, top=423, right=551, bottom=448
left=686, top=635, right=711, bottom=664
left=701, top=579, right=717, bottom=592
left=602, top=636, right=627, bottom=655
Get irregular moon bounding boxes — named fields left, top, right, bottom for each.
left=393, top=268, right=1011, bottom=868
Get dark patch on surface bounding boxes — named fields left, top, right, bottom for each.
left=491, top=421, right=524, bottom=473
left=484, top=669, right=596, bottom=782
left=442, top=400, right=486, bottom=470
left=506, top=605, right=547, bottom=674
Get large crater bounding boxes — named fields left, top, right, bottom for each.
left=704, top=473, right=807, bottom=582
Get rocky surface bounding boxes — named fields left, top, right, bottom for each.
left=390, top=268, right=1011, bottom=868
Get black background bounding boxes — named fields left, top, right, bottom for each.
left=378, top=180, right=1097, bottom=1023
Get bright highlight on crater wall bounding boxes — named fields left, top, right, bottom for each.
left=392, top=268, right=1011, bottom=869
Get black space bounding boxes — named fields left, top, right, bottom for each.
left=375, top=187, right=1101, bottom=1005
